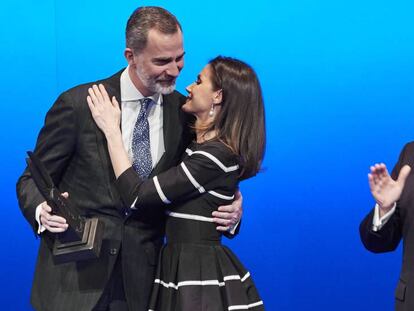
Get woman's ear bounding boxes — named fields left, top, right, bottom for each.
left=213, top=89, right=223, bottom=104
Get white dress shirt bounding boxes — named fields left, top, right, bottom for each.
left=120, top=67, right=165, bottom=166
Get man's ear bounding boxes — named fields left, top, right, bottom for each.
left=213, top=89, right=223, bottom=104
left=124, top=48, right=135, bottom=66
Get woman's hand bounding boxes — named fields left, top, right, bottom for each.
left=87, top=84, right=121, bottom=138
left=368, top=163, right=411, bottom=217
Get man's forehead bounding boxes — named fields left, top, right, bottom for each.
left=145, top=28, right=184, bottom=54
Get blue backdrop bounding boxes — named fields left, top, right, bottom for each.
left=2, top=0, right=414, bottom=310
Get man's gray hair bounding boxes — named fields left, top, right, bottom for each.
left=126, top=6, right=182, bottom=53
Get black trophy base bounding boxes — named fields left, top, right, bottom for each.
left=53, top=218, right=105, bottom=264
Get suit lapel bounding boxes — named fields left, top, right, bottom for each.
left=93, top=70, right=123, bottom=191
left=150, top=93, right=186, bottom=177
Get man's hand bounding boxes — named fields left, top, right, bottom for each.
left=368, top=163, right=411, bottom=217
left=39, top=192, right=69, bottom=233
left=212, top=190, right=243, bottom=232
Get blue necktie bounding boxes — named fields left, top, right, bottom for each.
left=132, top=98, right=153, bottom=179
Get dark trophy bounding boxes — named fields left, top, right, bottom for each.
left=26, top=151, right=105, bottom=264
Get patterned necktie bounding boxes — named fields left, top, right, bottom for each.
left=132, top=98, right=153, bottom=179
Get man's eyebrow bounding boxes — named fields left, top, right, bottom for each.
left=152, top=52, right=185, bottom=62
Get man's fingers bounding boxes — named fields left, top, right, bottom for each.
left=212, top=217, right=231, bottom=226
left=45, top=220, right=68, bottom=228
left=216, top=226, right=230, bottom=232
left=48, top=215, right=67, bottom=224
left=215, top=205, right=235, bottom=213
left=234, top=189, right=243, bottom=201
left=41, top=202, right=52, bottom=213
left=212, top=211, right=231, bottom=219
left=40, top=214, right=66, bottom=225
left=43, top=223, right=69, bottom=233
left=61, top=192, right=69, bottom=199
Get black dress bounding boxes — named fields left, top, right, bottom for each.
left=116, top=141, right=264, bottom=311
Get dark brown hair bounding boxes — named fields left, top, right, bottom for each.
left=207, top=56, right=266, bottom=180
left=126, top=6, right=182, bottom=53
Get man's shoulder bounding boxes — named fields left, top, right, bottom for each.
left=62, top=69, right=124, bottom=99
left=401, top=141, right=414, bottom=156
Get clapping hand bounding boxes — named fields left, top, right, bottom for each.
left=368, top=163, right=411, bottom=217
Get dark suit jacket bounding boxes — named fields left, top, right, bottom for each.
left=360, top=142, right=414, bottom=311
left=16, top=69, right=192, bottom=311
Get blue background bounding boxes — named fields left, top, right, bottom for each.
left=2, top=0, right=414, bottom=310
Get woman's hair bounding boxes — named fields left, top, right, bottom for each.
left=207, top=56, right=266, bottom=180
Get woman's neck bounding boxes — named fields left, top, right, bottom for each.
left=194, top=118, right=217, bottom=143
left=196, top=130, right=217, bottom=143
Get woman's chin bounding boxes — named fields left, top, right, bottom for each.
left=181, top=103, right=191, bottom=113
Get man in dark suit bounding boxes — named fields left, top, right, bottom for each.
left=360, top=143, right=414, bottom=311
left=17, top=6, right=242, bottom=311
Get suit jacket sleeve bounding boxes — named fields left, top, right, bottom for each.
left=359, top=144, right=408, bottom=253
left=16, top=91, right=78, bottom=235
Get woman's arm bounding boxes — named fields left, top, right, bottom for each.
left=87, top=84, right=132, bottom=178
left=115, top=146, right=238, bottom=209
left=87, top=84, right=238, bottom=210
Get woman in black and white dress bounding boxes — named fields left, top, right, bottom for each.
left=88, top=56, right=266, bottom=310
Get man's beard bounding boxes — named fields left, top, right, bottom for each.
left=135, top=66, right=176, bottom=95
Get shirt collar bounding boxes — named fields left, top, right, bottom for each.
left=120, top=66, right=161, bottom=105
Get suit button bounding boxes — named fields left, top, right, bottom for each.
left=110, top=248, right=117, bottom=255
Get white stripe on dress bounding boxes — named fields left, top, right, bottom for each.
left=153, top=272, right=251, bottom=290
left=228, top=301, right=264, bottom=310
left=166, top=211, right=214, bottom=222
left=185, top=148, right=239, bottom=172
left=241, top=272, right=251, bottom=282
left=153, top=176, right=171, bottom=204
left=150, top=300, right=263, bottom=311
left=208, top=190, right=235, bottom=200
left=180, top=162, right=205, bottom=193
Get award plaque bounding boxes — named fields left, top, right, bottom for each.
left=26, top=151, right=105, bottom=264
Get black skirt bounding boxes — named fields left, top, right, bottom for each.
left=148, top=242, right=264, bottom=311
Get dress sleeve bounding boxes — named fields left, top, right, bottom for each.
left=115, top=142, right=238, bottom=209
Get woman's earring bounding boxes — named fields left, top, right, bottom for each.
left=209, top=104, right=215, bottom=117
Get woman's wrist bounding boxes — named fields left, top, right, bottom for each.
left=105, top=127, right=122, bottom=142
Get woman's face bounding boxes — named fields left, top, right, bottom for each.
left=182, top=64, right=221, bottom=121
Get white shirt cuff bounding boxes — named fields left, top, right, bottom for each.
left=35, top=203, right=46, bottom=234
left=229, top=220, right=240, bottom=235
left=372, top=202, right=396, bottom=232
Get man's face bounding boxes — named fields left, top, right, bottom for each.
left=128, top=28, right=185, bottom=96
